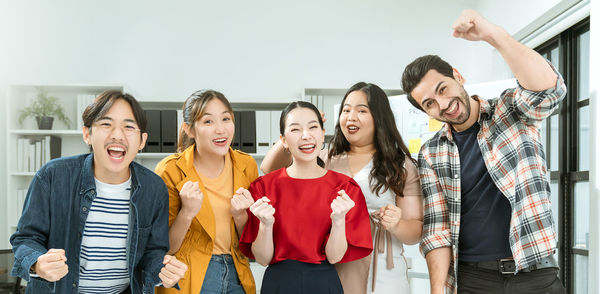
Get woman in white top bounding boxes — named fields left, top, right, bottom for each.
left=261, top=82, right=423, bottom=294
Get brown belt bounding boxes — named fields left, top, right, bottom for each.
left=370, top=214, right=394, bottom=292
left=458, top=256, right=558, bottom=275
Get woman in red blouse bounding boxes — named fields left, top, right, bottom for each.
left=239, top=101, right=373, bottom=294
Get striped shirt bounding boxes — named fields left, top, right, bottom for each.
left=79, top=177, right=131, bottom=294
left=418, top=65, right=566, bottom=293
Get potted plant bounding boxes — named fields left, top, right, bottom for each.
left=18, top=91, right=72, bottom=130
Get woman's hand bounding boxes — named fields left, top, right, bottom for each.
left=179, top=181, right=204, bottom=218
left=330, top=190, right=355, bottom=225
left=231, top=188, right=254, bottom=218
left=249, top=197, right=275, bottom=226
left=377, top=204, right=403, bottom=231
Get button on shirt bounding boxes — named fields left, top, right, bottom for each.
left=417, top=64, right=567, bottom=293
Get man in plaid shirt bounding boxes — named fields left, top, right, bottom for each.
left=401, top=10, right=567, bottom=294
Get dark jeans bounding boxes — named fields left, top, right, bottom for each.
left=457, top=262, right=566, bottom=294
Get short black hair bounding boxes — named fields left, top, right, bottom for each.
left=401, top=55, right=454, bottom=111
left=82, top=90, right=147, bottom=136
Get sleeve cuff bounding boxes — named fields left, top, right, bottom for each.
left=419, top=230, right=452, bottom=257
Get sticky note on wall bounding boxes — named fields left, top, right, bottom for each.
left=408, top=138, right=422, bottom=154
left=429, top=119, right=442, bottom=132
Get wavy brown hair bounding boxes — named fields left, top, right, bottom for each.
left=328, top=82, right=414, bottom=197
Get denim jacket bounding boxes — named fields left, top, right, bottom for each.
left=11, top=153, right=170, bottom=294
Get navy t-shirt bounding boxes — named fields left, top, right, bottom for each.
left=452, top=122, right=512, bottom=262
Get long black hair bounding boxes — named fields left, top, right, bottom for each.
left=280, top=101, right=326, bottom=168
left=328, top=82, right=414, bottom=197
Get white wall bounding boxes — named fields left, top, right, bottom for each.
left=0, top=0, right=486, bottom=101
left=472, top=0, right=580, bottom=82
left=477, top=0, right=563, bottom=36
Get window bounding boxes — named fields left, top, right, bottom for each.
left=536, top=17, right=589, bottom=294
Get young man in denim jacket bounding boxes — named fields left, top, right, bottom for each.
left=11, top=90, right=187, bottom=293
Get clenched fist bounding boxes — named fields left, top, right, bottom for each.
left=249, top=197, right=275, bottom=226
left=330, top=190, right=355, bottom=225
left=231, top=188, right=255, bottom=218
left=452, top=9, right=502, bottom=43
left=179, top=181, right=204, bottom=218
left=377, top=204, right=403, bottom=231
left=34, top=248, right=69, bottom=282
left=159, top=255, right=188, bottom=288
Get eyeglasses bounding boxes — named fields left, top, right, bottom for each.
left=93, top=121, right=141, bottom=137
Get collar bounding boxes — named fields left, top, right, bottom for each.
left=175, top=145, right=247, bottom=177
left=80, top=153, right=140, bottom=196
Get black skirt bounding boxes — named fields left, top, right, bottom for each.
left=261, top=260, right=343, bottom=294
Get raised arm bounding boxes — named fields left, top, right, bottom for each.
left=260, top=140, right=292, bottom=174
left=166, top=181, right=204, bottom=255
left=231, top=188, right=255, bottom=234
left=325, top=191, right=355, bottom=264
left=452, top=9, right=557, bottom=91
left=378, top=160, right=424, bottom=245
left=249, top=197, right=275, bottom=266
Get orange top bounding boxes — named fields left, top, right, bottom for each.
left=154, top=145, right=258, bottom=294
left=198, top=154, right=233, bottom=254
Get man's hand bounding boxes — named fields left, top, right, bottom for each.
left=452, top=9, right=502, bottom=44
left=377, top=204, right=403, bottom=231
left=330, top=190, right=355, bottom=225
left=34, top=248, right=68, bottom=282
left=249, top=197, right=275, bottom=226
left=159, top=255, right=187, bottom=288
left=179, top=181, right=204, bottom=218
left=231, top=188, right=255, bottom=217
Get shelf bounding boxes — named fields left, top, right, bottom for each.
left=137, top=152, right=266, bottom=159
left=9, top=172, right=36, bottom=176
left=136, top=153, right=173, bottom=159
left=10, top=129, right=82, bottom=136
left=303, top=88, right=405, bottom=97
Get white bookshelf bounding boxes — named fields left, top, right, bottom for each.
left=4, top=84, right=290, bottom=247
left=4, top=84, right=124, bottom=248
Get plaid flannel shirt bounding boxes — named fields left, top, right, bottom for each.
left=418, top=67, right=567, bottom=293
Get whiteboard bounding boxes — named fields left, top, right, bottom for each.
left=389, top=78, right=517, bottom=158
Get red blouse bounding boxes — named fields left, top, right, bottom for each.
left=239, top=168, right=373, bottom=265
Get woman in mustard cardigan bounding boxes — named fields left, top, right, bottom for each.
left=155, top=90, right=258, bottom=294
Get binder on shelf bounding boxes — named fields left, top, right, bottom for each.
left=44, top=135, right=62, bottom=164
left=232, top=111, right=241, bottom=150
left=144, top=110, right=161, bottom=152
left=270, top=110, right=282, bottom=147
left=17, top=138, right=26, bottom=172
left=240, top=111, right=256, bottom=154
left=35, top=141, right=42, bottom=170
left=160, top=110, right=177, bottom=153
left=28, top=141, right=35, bottom=172
left=255, top=111, right=271, bottom=154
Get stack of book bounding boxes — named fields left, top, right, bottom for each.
left=15, top=136, right=62, bottom=172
